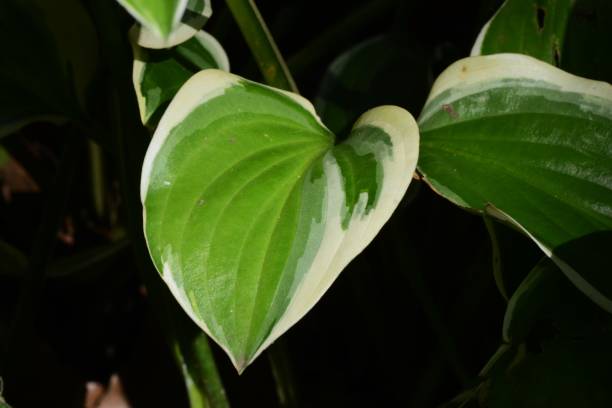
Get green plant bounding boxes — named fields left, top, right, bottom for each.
left=0, top=0, right=611, bottom=406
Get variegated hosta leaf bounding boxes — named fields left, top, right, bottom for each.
left=132, top=30, right=229, bottom=125
left=418, top=53, right=612, bottom=312
left=141, top=70, right=419, bottom=371
left=120, top=0, right=212, bottom=49
left=471, top=0, right=574, bottom=65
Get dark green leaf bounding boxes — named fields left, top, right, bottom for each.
left=418, top=53, right=612, bottom=312
left=472, top=0, right=574, bottom=65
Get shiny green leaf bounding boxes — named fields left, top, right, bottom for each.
left=471, top=0, right=574, bottom=65
left=132, top=31, right=229, bottom=126
left=141, top=70, right=419, bottom=371
left=418, top=53, right=612, bottom=312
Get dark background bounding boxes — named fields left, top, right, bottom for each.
left=1, top=0, right=570, bottom=406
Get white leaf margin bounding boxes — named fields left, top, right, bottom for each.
left=133, top=1, right=212, bottom=49
left=131, top=30, right=230, bottom=125
left=419, top=53, right=612, bottom=313
left=140, top=69, right=420, bottom=371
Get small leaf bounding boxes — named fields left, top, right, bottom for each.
left=141, top=70, right=419, bottom=371
left=132, top=30, right=229, bottom=125
left=418, top=53, right=612, bottom=312
left=126, top=0, right=213, bottom=49
left=471, top=0, right=574, bottom=65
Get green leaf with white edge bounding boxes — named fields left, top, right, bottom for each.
left=116, top=0, right=186, bottom=41
left=132, top=30, right=229, bottom=126
left=417, top=53, right=612, bottom=312
left=128, top=0, right=212, bottom=49
left=0, top=0, right=98, bottom=137
left=141, top=69, right=419, bottom=372
left=471, top=0, right=574, bottom=65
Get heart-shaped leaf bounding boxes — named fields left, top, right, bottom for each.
left=121, top=0, right=212, bottom=49
left=471, top=0, right=574, bottom=65
left=140, top=69, right=419, bottom=371
left=132, top=30, right=229, bottom=125
left=418, top=53, right=612, bottom=312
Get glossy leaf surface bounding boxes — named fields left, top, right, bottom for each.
left=132, top=30, right=229, bottom=125
left=418, top=53, right=612, bottom=312
left=141, top=70, right=419, bottom=371
left=471, top=0, right=574, bottom=65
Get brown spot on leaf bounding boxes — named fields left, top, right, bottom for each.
left=442, top=104, right=459, bottom=119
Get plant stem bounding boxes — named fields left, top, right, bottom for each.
left=224, top=0, right=298, bottom=92
left=88, top=140, right=106, bottom=219
left=268, top=342, right=299, bottom=408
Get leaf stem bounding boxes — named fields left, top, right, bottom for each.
left=224, top=0, right=298, bottom=92
left=268, top=342, right=299, bottom=408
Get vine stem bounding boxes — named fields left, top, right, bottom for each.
left=224, top=0, right=298, bottom=93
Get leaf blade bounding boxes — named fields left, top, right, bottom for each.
left=141, top=70, right=418, bottom=370
left=418, top=53, right=612, bottom=311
